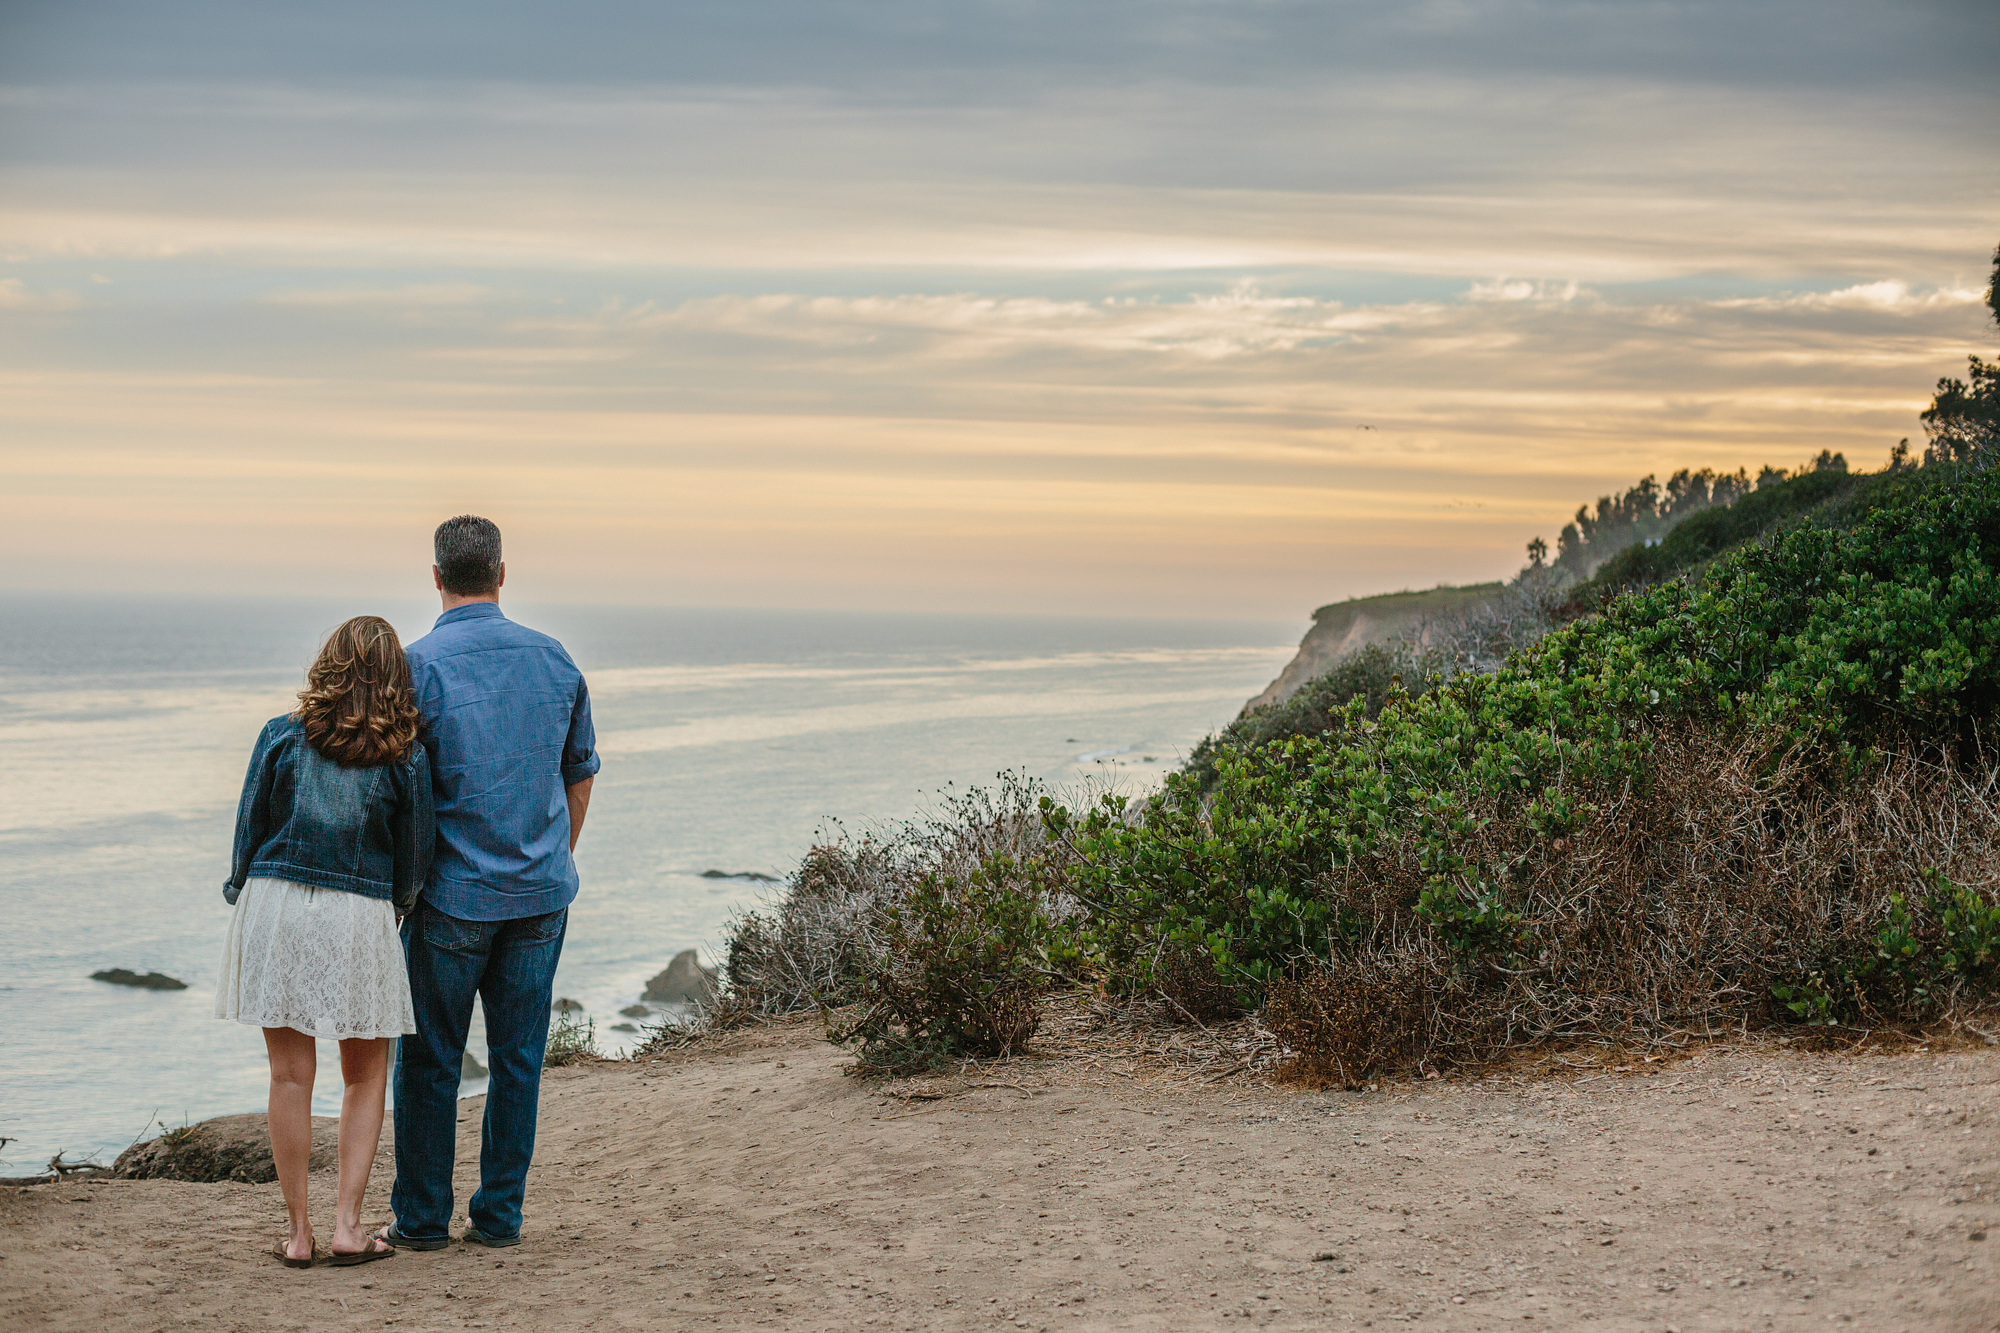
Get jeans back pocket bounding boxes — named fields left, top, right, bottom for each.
left=516, top=907, right=568, bottom=945
left=420, top=904, right=491, bottom=953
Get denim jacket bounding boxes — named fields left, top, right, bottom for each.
left=225, top=714, right=435, bottom=912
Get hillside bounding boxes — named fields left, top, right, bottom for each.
left=1236, top=457, right=1871, bottom=732
left=1242, top=582, right=1504, bottom=711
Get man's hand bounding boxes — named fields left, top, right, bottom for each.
left=566, top=776, right=593, bottom=852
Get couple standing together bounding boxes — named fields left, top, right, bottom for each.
left=215, top=516, right=600, bottom=1267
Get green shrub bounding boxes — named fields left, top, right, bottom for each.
left=1936, top=869, right=2000, bottom=981
left=1185, top=644, right=1411, bottom=790
left=826, top=855, right=1052, bottom=1075
left=1153, top=937, right=1244, bottom=1024
left=723, top=842, right=897, bottom=1013
left=721, top=775, right=1057, bottom=1028
left=1041, top=463, right=2000, bottom=1047
left=1775, top=869, right=2000, bottom=1026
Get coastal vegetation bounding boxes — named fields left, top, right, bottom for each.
left=700, top=246, right=2000, bottom=1082
left=544, top=1010, right=601, bottom=1067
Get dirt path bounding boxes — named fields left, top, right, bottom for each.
left=7, top=1025, right=1999, bottom=1331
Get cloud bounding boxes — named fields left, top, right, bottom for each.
left=527, top=284, right=1442, bottom=362
left=0, top=278, right=79, bottom=310
left=1729, top=280, right=1989, bottom=314
left=488, top=278, right=1981, bottom=392
left=263, top=282, right=491, bottom=307
left=1465, top=278, right=1583, bottom=304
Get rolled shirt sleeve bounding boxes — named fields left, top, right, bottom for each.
left=561, top=677, right=601, bottom=788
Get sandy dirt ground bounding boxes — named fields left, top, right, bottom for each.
left=6, top=1020, right=2000, bottom=1332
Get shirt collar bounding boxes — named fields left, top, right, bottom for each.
left=435, top=601, right=507, bottom=628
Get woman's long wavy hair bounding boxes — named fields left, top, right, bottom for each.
left=295, top=616, right=422, bottom=768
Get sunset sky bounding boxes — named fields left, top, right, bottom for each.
left=3, top=1, right=1995, bottom=618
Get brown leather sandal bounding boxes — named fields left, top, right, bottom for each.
left=272, top=1239, right=317, bottom=1269
left=327, top=1237, right=397, bottom=1267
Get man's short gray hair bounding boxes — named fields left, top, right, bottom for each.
left=435, top=515, right=502, bottom=596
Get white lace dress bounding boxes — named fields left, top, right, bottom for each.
left=215, top=877, right=415, bottom=1039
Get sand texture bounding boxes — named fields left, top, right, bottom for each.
left=6, top=1022, right=1999, bottom=1331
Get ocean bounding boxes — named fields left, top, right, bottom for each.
left=0, top=594, right=1296, bottom=1173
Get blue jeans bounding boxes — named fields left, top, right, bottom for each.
left=392, top=900, right=567, bottom=1242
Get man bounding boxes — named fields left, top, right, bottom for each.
left=378, top=515, right=599, bottom=1251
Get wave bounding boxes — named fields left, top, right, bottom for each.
left=584, top=644, right=1292, bottom=698
left=598, top=686, right=1241, bottom=754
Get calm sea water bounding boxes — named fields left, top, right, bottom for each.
left=0, top=594, right=1295, bottom=1172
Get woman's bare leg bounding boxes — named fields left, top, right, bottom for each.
left=263, top=1027, right=317, bottom=1262
left=333, top=1037, right=393, bottom=1256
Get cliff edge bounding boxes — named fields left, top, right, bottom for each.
left=1243, top=582, right=1506, bottom=713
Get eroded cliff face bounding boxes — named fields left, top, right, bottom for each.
left=1242, top=582, right=1505, bottom=713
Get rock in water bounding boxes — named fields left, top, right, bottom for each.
left=642, top=949, right=718, bottom=1004
left=91, top=968, right=188, bottom=990
left=552, top=997, right=584, bottom=1014
left=461, top=1050, right=488, bottom=1080
left=619, top=1004, right=652, bottom=1018
left=114, top=1113, right=339, bottom=1183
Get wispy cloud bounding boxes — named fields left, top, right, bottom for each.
left=481, top=279, right=1981, bottom=396
left=524, top=284, right=1441, bottom=360
left=1723, top=281, right=1989, bottom=314
left=0, top=278, right=79, bottom=311
left=1465, top=278, right=1584, bottom=304
left=264, top=282, right=490, bottom=307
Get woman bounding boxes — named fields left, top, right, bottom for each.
left=217, top=616, right=433, bottom=1269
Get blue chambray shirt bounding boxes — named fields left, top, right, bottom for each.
left=405, top=603, right=601, bottom=921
